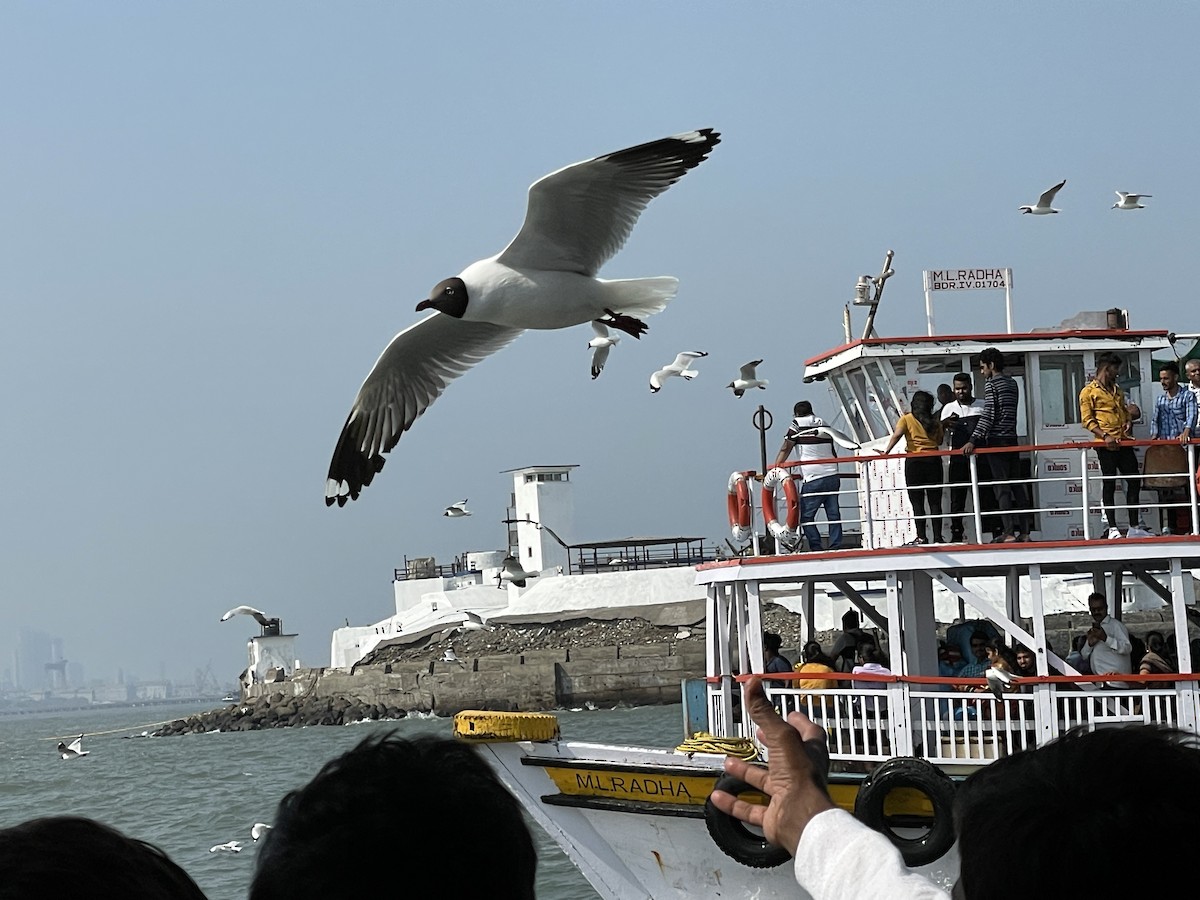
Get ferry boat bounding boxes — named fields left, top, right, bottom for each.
left=454, top=304, right=1200, bottom=899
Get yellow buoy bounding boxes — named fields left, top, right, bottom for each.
left=453, top=710, right=561, bottom=742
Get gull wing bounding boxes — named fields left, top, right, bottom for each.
left=591, top=321, right=611, bottom=339
left=590, top=343, right=612, bottom=379
left=672, top=350, right=707, bottom=372
left=1037, top=179, right=1066, bottom=207
left=220, top=605, right=271, bottom=626
left=739, top=359, right=763, bottom=379
left=326, top=314, right=523, bottom=506
left=496, top=129, right=721, bottom=275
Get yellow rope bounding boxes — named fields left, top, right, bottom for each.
left=675, top=731, right=759, bottom=759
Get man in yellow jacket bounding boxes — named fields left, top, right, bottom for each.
left=1079, top=351, right=1142, bottom=538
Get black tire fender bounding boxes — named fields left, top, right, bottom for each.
left=703, top=772, right=791, bottom=869
left=853, top=757, right=956, bottom=867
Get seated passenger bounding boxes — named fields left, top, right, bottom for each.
left=1065, top=633, right=1092, bottom=675
left=851, top=645, right=892, bottom=715
left=1139, top=630, right=1175, bottom=677
left=938, top=639, right=966, bottom=677
left=1014, top=643, right=1038, bottom=678
left=762, top=631, right=793, bottom=687
left=954, top=630, right=992, bottom=691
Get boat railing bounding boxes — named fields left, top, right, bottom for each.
left=707, top=671, right=1200, bottom=769
left=756, top=438, right=1200, bottom=550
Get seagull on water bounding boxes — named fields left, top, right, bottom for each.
left=649, top=350, right=707, bottom=393
left=1113, top=191, right=1152, bottom=210
left=1019, top=179, right=1066, bottom=214
left=219, top=605, right=273, bottom=626
left=499, top=555, right=539, bottom=588
left=587, top=321, right=620, bottom=380
left=727, top=360, right=768, bottom=397
left=984, top=666, right=1017, bottom=701
left=209, top=841, right=243, bottom=854
left=57, top=734, right=89, bottom=760
left=324, top=129, right=722, bottom=506
left=251, top=823, right=273, bottom=842
left=443, top=499, right=471, bottom=517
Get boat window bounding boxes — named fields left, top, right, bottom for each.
left=1112, top=350, right=1144, bottom=416
left=1038, top=354, right=1087, bottom=426
left=864, top=360, right=901, bottom=434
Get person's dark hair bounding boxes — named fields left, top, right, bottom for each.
left=858, top=645, right=884, bottom=666
left=1160, top=360, right=1180, bottom=376
left=953, top=372, right=972, bottom=388
left=979, top=347, right=1005, bottom=370
left=909, top=390, right=938, bottom=435
left=1095, top=350, right=1121, bottom=370
left=1071, top=634, right=1087, bottom=652
left=0, top=816, right=207, bottom=900
left=953, top=725, right=1200, bottom=899
left=984, top=638, right=1019, bottom=671
left=802, top=641, right=836, bottom=666
left=250, top=732, right=536, bottom=900
left=793, top=400, right=813, bottom=417
left=1146, top=630, right=1167, bottom=654
left=763, top=631, right=783, bottom=653
left=936, top=383, right=953, bottom=401
left=841, top=609, right=860, bottom=629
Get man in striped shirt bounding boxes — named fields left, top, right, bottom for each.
left=1150, top=360, right=1195, bottom=443
left=962, top=347, right=1030, bottom=542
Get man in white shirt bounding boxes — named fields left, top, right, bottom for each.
left=1079, top=592, right=1132, bottom=687
left=940, top=373, right=991, bottom=542
left=774, top=401, right=854, bottom=551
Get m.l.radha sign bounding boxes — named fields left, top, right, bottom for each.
left=921, top=266, right=1014, bottom=334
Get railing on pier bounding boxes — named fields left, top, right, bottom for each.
left=747, top=438, right=1200, bottom=552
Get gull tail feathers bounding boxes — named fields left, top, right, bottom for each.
left=598, top=276, right=679, bottom=320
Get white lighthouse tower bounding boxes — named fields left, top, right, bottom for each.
left=504, top=464, right=577, bottom=576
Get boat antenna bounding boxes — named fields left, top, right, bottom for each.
left=856, top=249, right=895, bottom=341
left=752, top=404, right=773, bottom=478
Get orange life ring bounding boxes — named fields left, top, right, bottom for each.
left=761, top=467, right=800, bottom=550
left=727, top=472, right=752, bottom=543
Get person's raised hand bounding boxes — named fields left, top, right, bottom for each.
left=708, top=677, right=836, bottom=856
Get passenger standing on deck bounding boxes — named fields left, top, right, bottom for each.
left=883, top=390, right=945, bottom=545
left=962, top=347, right=1030, bottom=543
left=829, top=610, right=872, bottom=673
left=1080, top=351, right=1143, bottom=539
left=1185, top=360, right=1200, bottom=428
left=774, top=401, right=855, bottom=551
left=1081, top=591, right=1132, bottom=688
left=940, top=373, right=998, bottom=542
left=1149, top=361, right=1195, bottom=444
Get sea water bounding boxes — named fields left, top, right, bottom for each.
left=0, top=702, right=684, bottom=900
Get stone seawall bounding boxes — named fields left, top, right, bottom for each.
left=154, top=640, right=706, bottom=734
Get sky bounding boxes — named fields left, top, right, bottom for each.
left=3, top=3, right=1198, bottom=684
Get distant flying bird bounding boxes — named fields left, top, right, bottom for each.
left=1113, top=191, right=1152, bottom=210
left=606, top=557, right=628, bottom=566
left=985, top=666, right=1017, bottom=701
left=441, top=647, right=466, bottom=668
left=1019, top=179, right=1066, bottom=214
left=727, top=360, right=768, bottom=397
left=587, top=321, right=620, bottom=379
left=324, top=128, right=722, bottom=506
left=219, top=605, right=273, bottom=627
left=649, top=350, right=707, bottom=393
left=209, top=841, right=243, bottom=854
left=443, top=499, right=472, bottom=517
left=251, top=823, right=273, bottom=842
left=457, top=610, right=494, bottom=632
left=499, top=555, right=539, bottom=588
left=57, top=734, right=89, bottom=760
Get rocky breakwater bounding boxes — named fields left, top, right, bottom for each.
left=153, top=690, right=409, bottom=735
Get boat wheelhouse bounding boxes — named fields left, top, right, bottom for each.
left=455, top=309, right=1200, bottom=900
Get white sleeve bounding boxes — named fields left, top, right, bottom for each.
left=793, top=809, right=950, bottom=900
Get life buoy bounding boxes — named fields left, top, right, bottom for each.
left=703, top=772, right=791, bottom=868
left=761, top=467, right=801, bottom=551
left=727, top=472, right=752, bottom=543
left=853, top=757, right=956, bottom=867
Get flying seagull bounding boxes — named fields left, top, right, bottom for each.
left=727, top=360, right=768, bottom=397
left=587, top=321, right=620, bottom=380
left=251, top=823, right=273, bottom=842
left=499, top=555, right=539, bottom=588
left=209, top=841, right=243, bottom=854
left=457, top=610, right=494, bottom=632
left=441, top=647, right=466, bottom=668
left=57, top=734, right=89, bottom=760
left=1019, top=179, right=1066, bottom=215
left=985, top=666, right=1017, bottom=701
left=1112, top=191, right=1152, bottom=210
left=325, top=128, right=722, bottom=506
left=649, top=350, right=707, bottom=393
left=219, top=605, right=273, bottom=627
left=443, top=499, right=471, bottom=517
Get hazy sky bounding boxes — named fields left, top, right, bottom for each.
left=3, top=3, right=1197, bottom=683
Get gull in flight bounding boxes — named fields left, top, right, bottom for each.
left=251, top=823, right=273, bottom=842
left=1112, top=191, right=1152, bottom=210
left=325, top=129, right=721, bottom=506
left=1019, top=179, right=1066, bottom=214
left=441, top=647, right=466, bottom=668
left=499, top=555, right=539, bottom=588
left=649, top=350, right=707, bottom=393
left=209, top=841, right=243, bottom=854
left=985, top=666, right=1017, bottom=701
left=457, top=611, right=494, bottom=632
left=727, top=360, right=768, bottom=397
left=587, top=321, right=620, bottom=380
left=443, top=499, right=471, bottom=517
left=57, top=734, right=89, bottom=760
left=219, top=605, right=273, bottom=627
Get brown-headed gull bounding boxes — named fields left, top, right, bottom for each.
left=57, top=734, right=89, bottom=760
left=727, top=360, right=768, bottom=397
left=1019, top=179, right=1066, bottom=214
left=325, top=129, right=721, bottom=506
left=649, top=350, right=707, bottom=393
left=985, top=666, right=1016, bottom=701
left=443, top=499, right=471, bottom=517
left=1112, top=191, right=1151, bottom=210
left=587, top=321, right=620, bottom=380
left=499, top=555, right=538, bottom=588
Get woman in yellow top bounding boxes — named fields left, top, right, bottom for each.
left=884, top=390, right=945, bottom=544
left=793, top=641, right=838, bottom=715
